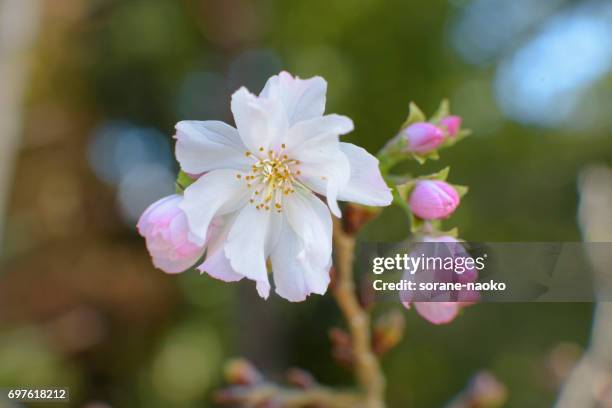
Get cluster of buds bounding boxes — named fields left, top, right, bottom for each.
left=382, top=100, right=469, bottom=234
left=381, top=100, right=468, bottom=166
left=376, top=100, right=473, bottom=324
left=215, top=358, right=361, bottom=407
left=402, top=114, right=461, bottom=154
left=378, top=100, right=469, bottom=235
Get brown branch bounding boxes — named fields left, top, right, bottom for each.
left=332, top=217, right=386, bottom=408
left=216, top=384, right=362, bottom=407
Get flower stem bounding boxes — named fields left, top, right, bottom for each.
left=332, top=218, right=386, bottom=408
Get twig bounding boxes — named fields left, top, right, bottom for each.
left=216, top=384, right=362, bottom=407
left=332, top=217, right=386, bottom=408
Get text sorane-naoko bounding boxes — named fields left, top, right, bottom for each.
left=373, top=280, right=507, bottom=292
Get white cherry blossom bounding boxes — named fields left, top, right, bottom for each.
left=175, top=71, right=392, bottom=301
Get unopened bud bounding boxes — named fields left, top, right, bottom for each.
left=470, top=371, right=507, bottom=407
left=224, top=358, right=263, bottom=385
left=373, top=309, right=406, bottom=356
left=286, top=368, right=317, bottom=389
left=403, top=122, right=444, bottom=154
left=329, top=327, right=353, bottom=367
left=409, top=180, right=460, bottom=220
left=439, top=115, right=462, bottom=138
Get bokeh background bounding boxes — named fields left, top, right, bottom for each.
left=1, top=0, right=611, bottom=406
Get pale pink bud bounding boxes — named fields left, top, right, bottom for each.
left=413, top=303, right=461, bottom=325
left=409, top=180, right=460, bottom=220
left=403, top=122, right=444, bottom=154
left=439, top=115, right=462, bottom=138
left=137, top=194, right=205, bottom=273
left=224, top=358, right=263, bottom=385
left=400, top=236, right=479, bottom=325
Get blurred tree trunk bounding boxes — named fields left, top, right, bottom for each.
left=556, top=166, right=612, bottom=407
left=0, top=0, right=41, bottom=249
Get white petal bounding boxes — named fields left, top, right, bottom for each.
left=256, top=281, right=271, bottom=299
left=175, top=121, right=250, bottom=173
left=297, top=148, right=350, bottom=218
left=224, top=204, right=274, bottom=299
left=197, top=216, right=243, bottom=282
left=270, top=220, right=331, bottom=302
left=231, top=87, right=288, bottom=152
left=283, top=190, right=333, bottom=270
left=284, top=114, right=354, bottom=154
left=337, top=143, right=393, bottom=206
left=260, top=71, right=327, bottom=125
left=286, top=116, right=354, bottom=217
left=198, top=249, right=242, bottom=282
left=180, top=169, right=248, bottom=245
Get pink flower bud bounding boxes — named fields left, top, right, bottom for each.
left=400, top=236, right=479, bottom=325
left=439, top=115, right=462, bottom=138
left=403, top=122, right=444, bottom=154
left=409, top=180, right=460, bottom=220
left=137, top=194, right=205, bottom=273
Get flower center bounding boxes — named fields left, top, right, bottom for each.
left=237, top=144, right=301, bottom=212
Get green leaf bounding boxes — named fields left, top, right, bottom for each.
left=175, top=170, right=196, bottom=193
left=400, top=102, right=426, bottom=129
left=396, top=179, right=416, bottom=201
left=408, top=149, right=440, bottom=165
left=412, top=153, right=426, bottom=164
left=426, top=166, right=450, bottom=181
left=441, top=128, right=471, bottom=148
left=429, top=99, right=450, bottom=123
left=452, top=184, right=469, bottom=198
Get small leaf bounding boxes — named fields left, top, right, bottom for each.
left=410, top=149, right=440, bottom=165
left=429, top=99, right=450, bottom=123
left=453, top=184, right=469, bottom=198
left=424, top=166, right=450, bottom=181
left=401, top=102, right=426, bottom=129
left=426, top=150, right=440, bottom=161
left=412, top=153, right=426, bottom=165
left=396, top=179, right=416, bottom=201
left=441, top=128, right=471, bottom=148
